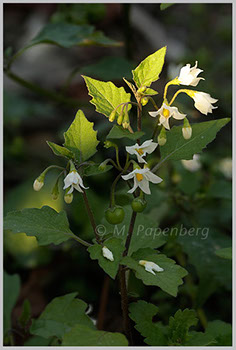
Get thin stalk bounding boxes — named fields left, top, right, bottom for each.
left=4, top=70, right=85, bottom=107
left=67, top=233, right=92, bottom=247
left=169, top=88, right=189, bottom=106
left=137, top=103, right=142, bottom=145
left=110, top=173, right=122, bottom=207
left=82, top=191, right=100, bottom=243
left=149, top=97, right=159, bottom=110
left=123, top=211, right=137, bottom=256
left=152, top=122, right=160, bottom=140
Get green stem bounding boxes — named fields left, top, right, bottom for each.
left=119, top=267, right=133, bottom=344
left=67, top=233, right=92, bottom=247
left=149, top=97, right=159, bottom=110
left=123, top=211, right=137, bottom=256
left=110, top=173, right=122, bottom=207
left=4, top=69, right=85, bottom=107
left=169, top=88, right=188, bottom=106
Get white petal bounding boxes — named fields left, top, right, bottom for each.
left=145, top=171, right=163, bottom=184
left=102, top=246, right=114, bottom=261
left=141, top=139, right=153, bottom=148
left=73, top=183, right=84, bottom=193
left=138, top=178, right=151, bottom=195
left=127, top=177, right=138, bottom=193
left=122, top=172, right=135, bottom=181
left=171, top=107, right=186, bottom=120
left=144, top=142, right=158, bottom=154
left=160, top=116, right=170, bottom=130
left=145, top=265, right=156, bottom=275
left=149, top=111, right=159, bottom=118
left=152, top=263, right=164, bottom=272
left=126, top=144, right=138, bottom=155
left=63, top=172, right=74, bottom=188
left=67, top=186, right=74, bottom=194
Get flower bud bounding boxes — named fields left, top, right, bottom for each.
left=33, top=178, right=44, bottom=191
left=182, top=117, right=192, bottom=140
left=104, top=140, right=117, bottom=149
left=64, top=192, right=73, bottom=204
left=158, top=126, right=167, bottom=146
left=137, top=86, right=147, bottom=94
left=51, top=180, right=59, bottom=200
left=117, top=113, right=123, bottom=125
left=141, top=97, right=149, bottom=106
left=98, top=159, right=110, bottom=171
left=109, top=110, right=116, bottom=122
left=122, top=113, right=130, bottom=129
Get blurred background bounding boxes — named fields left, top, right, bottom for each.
left=3, top=3, right=232, bottom=346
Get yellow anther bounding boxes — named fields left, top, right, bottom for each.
left=135, top=148, right=144, bottom=155
left=163, top=108, right=170, bottom=118
left=136, top=173, right=143, bottom=182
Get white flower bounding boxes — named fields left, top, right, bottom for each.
left=102, top=246, right=114, bottom=261
left=122, top=167, right=162, bottom=195
left=126, top=139, right=158, bottom=164
left=181, top=154, right=201, bottom=172
left=139, top=260, right=164, bottom=275
left=191, top=91, right=218, bottom=115
left=149, top=103, right=186, bottom=130
left=178, top=61, right=204, bottom=87
left=218, top=158, right=232, bottom=179
left=63, top=170, right=88, bottom=194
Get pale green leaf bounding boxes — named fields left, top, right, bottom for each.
left=106, top=125, right=145, bottom=141
left=30, top=293, right=95, bottom=339
left=144, top=87, right=158, bottom=96
left=62, top=325, right=128, bottom=346
left=4, top=206, right=77, bottom=246
left=205, top=320, right=232, bottom=346
left=4, top=271, right=21, bottom=336
left=129, top=300, right=168, bottom=345
left=46, top=141, right=74, bottom=160
left=82, top=75, right=131, bottom=119
left=121, top=248, right=187, bottom=296
left=64, top=109, right=99, bottom=163
left=215, top=247, right=232, bottom=260
left=132, top=47, right=166, bottom=88
left=88, top=237, right=124, bottom=279
left=160, top=118, right=230, bottom=162
left=82, top=31, right=122, bottom=47
left=168, top=309, right=198, bottom=345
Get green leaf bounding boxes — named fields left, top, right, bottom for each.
left=129, top=300, right=168, bottom=345
left=185, top=331, right=216, bottom=346
left=46, top=141, right=74, bottom=160
left=3, top=271, right=21, bottom=336
left=215, top=247, right=232, bottom=260
left=160, top=118, right=230, bottom=162
left=106, top=125, right=145, bottom=141
left=82, top=31, right=122, bottom=47
left=64, top=109, right=99, bottom=163
left=81, top=56, right=134, bottom=81
left=87, top=237, right=124, bottom=279
left=24, top=336, right=51, bottom=346
left=18, top=299, right=31, bottom=328
left=168, top=309, right=198, bottom=345
left=205, top=320, right=232, bottom=346
left=132, top=47, right=166, bottom=88
left=177, top=229, right=232, bottom=291
left=83, top=163, right=113, bottom=177
left=62, top=325, right=128, bottom=346
left=82, top=75, right=131, bottom=119
left=144, top=87, right=158, bottom=96
left=121, top=248, right=187, bottom=296
left=102, top=207, right=167, bottom=255
left=30, top=292, right=95, bottom=339
left=4, top=206, right=77, bottom=246
left=160, top=3, right=174, bottom=10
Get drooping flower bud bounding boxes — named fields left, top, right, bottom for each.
left=33, top=177, right=44, bottom=191
left=109, top=110, right=116, bottom=122
left=182, top=117, right=192, bottom=140
left=158, top=126, right=167, bottom=146
left=64, top=187, right=73, bottom=204
left=104, top=140, right=117, bottom=149
left=117, top=113, right=124, bottom=125
left=51, top=179, right=59, bottom=200
left=122, top=113, right=130, bottom=129
left=141, top=97, right=149, bottom=106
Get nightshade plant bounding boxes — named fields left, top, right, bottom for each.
left=4, top=47, right=231, bottom=346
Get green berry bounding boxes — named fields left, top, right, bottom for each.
left=131, top=198, right=147, bottom=213
left=105, top=206, right=125, bottom=225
